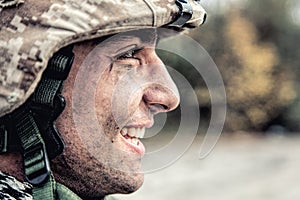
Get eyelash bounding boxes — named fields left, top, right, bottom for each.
left=117, top=48, right=141, bottom=60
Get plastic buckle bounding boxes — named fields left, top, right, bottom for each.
left=171, top=0, right=193, bottom=27
left=23, top=142, right=51, bottom=185
left=53, top=94, right=66, bottom=120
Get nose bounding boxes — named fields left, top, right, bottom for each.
left=142, top=50, right=180, bottom=114
left=143, top=84, right=179, bottom=114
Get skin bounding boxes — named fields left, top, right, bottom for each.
left=0, top=29, right=179, bottom=199
left=53, top=30, right=180, bottom=199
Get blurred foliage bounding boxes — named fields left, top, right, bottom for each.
left=161, top=0, right=300, bottom=132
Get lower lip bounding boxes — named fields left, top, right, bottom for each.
left=120, top=135, right=145, bottom=156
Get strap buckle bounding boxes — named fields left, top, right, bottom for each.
left=24, top=142, right=51, bottom=185
left=171, top=0, right=193, bottom=27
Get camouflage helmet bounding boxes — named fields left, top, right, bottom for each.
left=0, top=0, right=206, bottom=117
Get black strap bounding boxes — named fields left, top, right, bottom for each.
left=0, top=112, right=22, bottom=153
left=0, top=125, right=8, bottom=153
left=171, top=0, right=193, bottom=27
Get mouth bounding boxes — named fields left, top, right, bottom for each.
left=119, top=127, right=146, bottom=155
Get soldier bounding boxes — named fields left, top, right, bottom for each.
left=0, top=0, right=206, bottom=199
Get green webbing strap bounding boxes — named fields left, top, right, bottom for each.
left=24, top=47, right=73, bottom=199
left=32, top=78, right=62, bottom=107
left=56, top=182, right=82, bottom=200
left=32, top=173, right=57, bottom=200
left=14, top=106, right=55, bottom=200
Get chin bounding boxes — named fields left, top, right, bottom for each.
left=109, top=168, right=145, bottom=195
left=52, top=151, right=145, bottom=198
left=82, top=169, right=145, bottom=199
left=123, top=172, right=145, bottom=194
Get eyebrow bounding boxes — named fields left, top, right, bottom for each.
left=114, top=44, right=138, bottom=55
left=111, top=29, right=157, bottom=47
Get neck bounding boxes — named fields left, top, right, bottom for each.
left=0, top=152, right=25, bottom=182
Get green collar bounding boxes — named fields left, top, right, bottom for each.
left=32, top=173, right=81, bottom=200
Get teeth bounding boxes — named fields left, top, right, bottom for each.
left=131, top=138, right=139, bottom=145
left=120, top=128, right=127, bottom=136
left=128, top=128, right=136, bottom=137
left=140, top=127, right=145, bottom=138
left=120, top=127, right=146, bottom=138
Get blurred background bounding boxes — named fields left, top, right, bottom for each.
left=193, top=0, right=300, bottom=133
left=114, top=0, right=300, bottom=199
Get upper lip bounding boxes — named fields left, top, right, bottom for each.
left=124, top=118, right=154, bottom=128
left=124, top=120, right=154, bottom=129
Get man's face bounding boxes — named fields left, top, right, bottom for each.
left=53, top=29, right=179, bottom=198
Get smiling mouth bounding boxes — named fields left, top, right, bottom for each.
left=119, top=127, right=146, bottom=155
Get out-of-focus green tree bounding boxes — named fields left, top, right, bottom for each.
left=244, top=0, right=300, bottom=132
left=170, top=0, right=300, bottom=132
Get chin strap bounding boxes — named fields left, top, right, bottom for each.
left=0, top=45, right=75, bottom=199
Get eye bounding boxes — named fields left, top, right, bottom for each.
left=116, top=48, right=142, bottom=60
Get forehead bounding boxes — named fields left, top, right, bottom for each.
left=97, top=28, right=158, bottom=49
left=72, top=29, right=158, bottom=59
left=116, top=28, right=157, bottom=44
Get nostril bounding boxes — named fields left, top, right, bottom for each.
left=157, top=103, right=169, bottom=111
left=149, top=103, right=170, bottom=113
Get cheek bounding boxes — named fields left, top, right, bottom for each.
left=94, top=63, right=144, bottom=128
left=94, top=67, right=125, bottom=136
left=128, top=90, right=143, bottom=112
left=95, top=70, right=114, bottom=121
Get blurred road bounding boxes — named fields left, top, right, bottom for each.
left=113, top=133, right=300, bottom=200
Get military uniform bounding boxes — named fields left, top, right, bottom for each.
left=0, top=171, right=118, bottom=199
